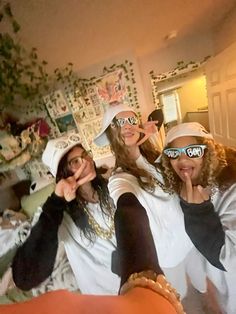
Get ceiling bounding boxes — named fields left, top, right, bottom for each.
left=3, top=0, right=236, bottom=71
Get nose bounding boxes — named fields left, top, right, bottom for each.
left=178, top=152, right=188, bottom=160
left=123, top=121, right=131, bottom=129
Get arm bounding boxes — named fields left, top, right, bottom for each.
left=114, top=192, right=184, bottom=313
left=12, top=164, right=93, bottom=290
left=115, top=192, right=163, bottom=287
left=12, top=193, right=66, bottom=290
left=180, top=198, right=226, bottom=271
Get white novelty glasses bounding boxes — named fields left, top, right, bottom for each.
left=163, top=144, right=207, bottom=160
left=111, top=116, right=139, bottom=128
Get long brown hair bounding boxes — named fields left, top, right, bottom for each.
left=56, top=144, right=114, bottom=242
left=161, top=137, right=236, bottom=194
left=105, top=120, right=164, bottom=192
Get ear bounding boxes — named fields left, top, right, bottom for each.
left=148, top=109, right=164, bottom=130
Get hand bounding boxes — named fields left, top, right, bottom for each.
left=55, top=161, right=96, bottom=202
left=135, top=120, right=159, bottom=146
left=180, top=172, right=210, bottom=204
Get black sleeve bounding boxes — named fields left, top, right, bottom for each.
left=114, top=192, right=163, bottom=287
left=180, top=198, right=226, bottom=271
left=12, top=193, right=67, bottom=290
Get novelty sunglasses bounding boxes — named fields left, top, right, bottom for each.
left=111, top=116, right=139, bottom=128
left=163, top=144, right=207, bottom=160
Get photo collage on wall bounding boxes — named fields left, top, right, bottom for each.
left=66, top=84, right=110, bottom=159
left=44, top=67, right=134, bottom=160
left=44, top=90, right=77, bottom=135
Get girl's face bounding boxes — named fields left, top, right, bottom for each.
left=167, top=136, right=205, bottom=185
left=114, top=111, right=140, bottom=147
left=67, top=146, right=96, bottom=180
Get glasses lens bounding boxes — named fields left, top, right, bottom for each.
left=164, top=148, right=180, bottom=159
left=128, top=116, right=138, bottom=125
left=185, top=145, right=205, bottom=158
left=69, top=156, right=83, bottom=169
left=116, top=118, right=126, bottom=127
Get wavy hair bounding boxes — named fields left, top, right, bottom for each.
left=105, top=120, right=165, bottom=192
left=56, top=144, right=114, bottom=242
left=161, top=137, right=236, bottom=194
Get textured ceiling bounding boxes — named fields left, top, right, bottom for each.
left=3, top=0, right=236, bottom=70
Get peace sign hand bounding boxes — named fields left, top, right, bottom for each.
left=135, top=120, right=159, bottom=146
left=180, top=172, right=210, bottom=204
left=55, top=161, right=96, bottom=202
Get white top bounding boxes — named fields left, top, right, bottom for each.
left=205, top=184, right=236, bottom=313
left=211, top=183, right=236, bottom=272
left=58, top=203, right=120, bottom=295
left=108, top=155, right=194, bottom=268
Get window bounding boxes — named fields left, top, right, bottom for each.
left=160, top=91, right=182, bottom=124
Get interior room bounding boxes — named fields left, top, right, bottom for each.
left=1, top=0, right=236, bottom=311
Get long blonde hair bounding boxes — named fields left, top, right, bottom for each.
left=161, top=137, right=236, bottom=194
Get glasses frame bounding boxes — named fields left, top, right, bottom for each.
left=163, top=144, right=207, bottom=160
left=111, top=116, right=139, bottom=128
left=68, top=150, right=93, bottom=169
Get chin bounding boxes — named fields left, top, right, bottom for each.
left=125, top=139, right=139, bottom=146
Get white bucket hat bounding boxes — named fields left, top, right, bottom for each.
left=42, top=133, right=81, bottom=177
left=164, top=122, right=213, bottom=147
left=94, top=103, right=137, bottom=146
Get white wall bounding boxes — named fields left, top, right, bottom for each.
left=213, top=5, right=236, bottom=54
left=137, top=32, right=214, bottom=115
left=77, top=32, right=215, bottom=121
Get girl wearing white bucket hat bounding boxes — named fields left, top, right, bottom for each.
left=161, top=122, right=236, bottom=314
left=94, top=104, right=207, bottom=306
left=12, top=134, right=120, bottom=295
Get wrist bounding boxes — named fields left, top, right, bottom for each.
left=120, top=270, right=185, bottom=314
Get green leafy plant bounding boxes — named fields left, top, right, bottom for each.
left=0, top=2, right=140, bottom=116
left=0, top=2, right=51, bottom=111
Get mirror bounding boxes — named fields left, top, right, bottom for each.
left=150, top=60, right=210, bottom=133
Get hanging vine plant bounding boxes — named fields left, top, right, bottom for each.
left=0, top=2, right=140, bottom=119
left=0, top=2, right=51, bottom=112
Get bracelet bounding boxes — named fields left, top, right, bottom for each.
left=120, top=270, right=185, bottom=314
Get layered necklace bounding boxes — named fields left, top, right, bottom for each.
left=83, top=205, right=115, bottom=240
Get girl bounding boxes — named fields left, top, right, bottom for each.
left=94, top=104, right=206, bottom=302
left=161, top=122, right=236, bottom=314
left=12, top=133, right=119, bottom=295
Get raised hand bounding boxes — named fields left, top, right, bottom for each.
left=55, top=161, right=96, bottom=202
left=135, top=120, right=159, bottom=146
left=180, top=172, right=210, bottom=204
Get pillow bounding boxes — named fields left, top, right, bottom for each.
left=30, top=178, right=54, bottom=194
left=21, top=183, right=55, bottom=218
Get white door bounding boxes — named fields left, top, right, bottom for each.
left=205, top=41, right=236, bottom=147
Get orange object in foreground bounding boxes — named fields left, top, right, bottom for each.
left=0, top=287, right=178, bottom=314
